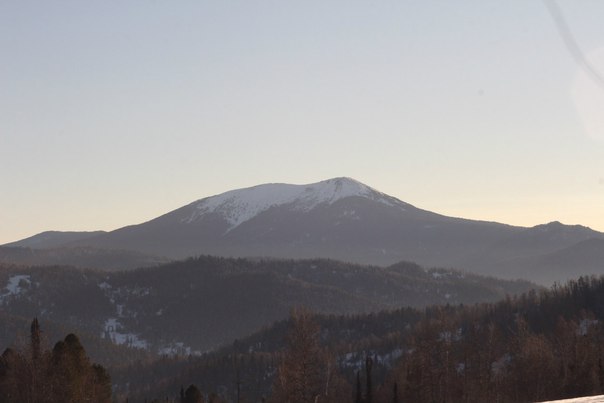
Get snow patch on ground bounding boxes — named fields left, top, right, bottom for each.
left=341, top=349, right=403, bottom=370
left=0, top=275, right=31, bottom=304
left=98, top=281, right=111, bottom=290
left=491, top=353, right=511, bottom=375
left=431, top=270, right=465, bottom=280
left=439, top=328, right=462, bottom=342
left=578, top=319, right=599, bottom=336
left=157, top=342, right=202, bottom=357
left=183, top=177, right=404, bottom=229
left=102, top=318, right=148, bottom=349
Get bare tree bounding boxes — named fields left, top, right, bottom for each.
left=269, top=308, right=349, bottom=403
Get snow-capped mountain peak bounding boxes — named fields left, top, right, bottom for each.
left=183, top=177, right=402, bottom=229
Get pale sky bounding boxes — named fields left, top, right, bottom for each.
left=1, top=1, right=604, bottom=244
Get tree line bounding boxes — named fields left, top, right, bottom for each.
left=140, top=276, right=604, bottom=403
left=7, top=275, right=604, bottom=402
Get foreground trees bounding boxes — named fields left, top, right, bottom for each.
left=9, top=276, right=604, bottom=402
left=376, top=277, right=604, bottom=403
left=0, top=318, right=111, bottom=403
left=270, top=308, right=350, bottom=403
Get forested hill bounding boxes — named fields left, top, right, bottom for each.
left=0, top=245, right=168, bottom=271
left=0, top=256, right=535, bottom=358
left=5, top=256, right=604, bottom=402
left=116, top=276, right=604, bottom=403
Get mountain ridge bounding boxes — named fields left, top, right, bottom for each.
left=182, top=177, right=407, bottom=230
left=3, top=230, right=108, bottom=249
left=3, top=177, right=603, bottom=284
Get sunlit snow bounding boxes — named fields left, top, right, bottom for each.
left=537, top=396, right=604, bottom=403
left=184, top=177, right=404, bottom=229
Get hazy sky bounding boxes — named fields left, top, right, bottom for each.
left=2, top=1, right=604, bottom=244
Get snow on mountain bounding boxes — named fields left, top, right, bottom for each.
left=183, top=177, right=403, bottom=229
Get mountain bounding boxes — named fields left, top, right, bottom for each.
left=4, top=177, right=603, bottom=284
left=3, top=230, right=107, bottom=249
left=10, top=177, right=522, bottom=266
left=488, top=238, right=604, bottom=285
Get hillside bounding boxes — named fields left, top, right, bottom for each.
left=0, top=311, right=152, bottom=371
left=2, top=231, right=107, bottom=249
left=0, top=246, right=169, bottom=271
left=0, top=256, right=535, bottom=356
left=114, top=276, right=604, bottom=402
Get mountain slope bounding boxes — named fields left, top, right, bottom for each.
left=0, top=256, right=536, bottom=354
left=488, top=238, right=604, bottom=285
left=4, top=177, right=603, bottom=284
left=4, top=230, right=107, bottom=249
left=0, top=246, right=169, bottom=271
left=116, top=275, right=604, bottom=403
left=58, top=178, right=522, bottom=266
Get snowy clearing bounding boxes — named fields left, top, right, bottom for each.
left=0, top=275, right=31, bottom=304
left=102, top=318, right=148, bottom=349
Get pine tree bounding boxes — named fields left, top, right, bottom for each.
left=355, top=371, right=362, bottom=403
left=30, top=318, right=41, bottom=362
left=51, top=333, right=93, bottom=402
left=184, top=384, right=205, bottom=403
left=29, top=317, right=45, bottom=402
left=365, top=356, right=373, bottom=403
left=0, top=320, right=111, bottom=403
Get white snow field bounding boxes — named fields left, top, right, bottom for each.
left=537, top=396, right=604, bottom=402
left=183, top=177, right=403, bottom=229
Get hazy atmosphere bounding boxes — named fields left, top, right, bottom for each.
left=4, top=3, right=604, bottom=402
left=2, top=0, right=604, bottom=243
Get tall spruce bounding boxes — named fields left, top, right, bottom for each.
left=0, top=319, right=111, bottom=403
left=355, top=371, right=362, bottom=403
left=30, top=317, right=41, bottom=362
left=184, top=384, right=205, bottom=403
left=365, top=356, right=373, bottom=403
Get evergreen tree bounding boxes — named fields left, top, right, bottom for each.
left=184, top=384, right=205, bottom=403
left=0, top=348, right=21, bottom=402
left=30, top=317, right=41, bottom=362
left=0, top=320, right=111, bottom=403
left=365, top=356, right=373, bottom=403
left=355, top=371, right=362, bottom=403
left=51, top=334, right=93, bottom=402
left=90, top=363, right=112, bottom=402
